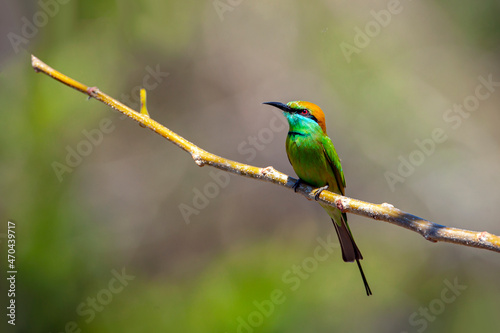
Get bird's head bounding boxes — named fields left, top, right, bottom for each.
left=263, top=101, right=327, bottom=134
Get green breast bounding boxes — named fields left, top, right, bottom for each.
left=286, top=132, right=337, bottom=191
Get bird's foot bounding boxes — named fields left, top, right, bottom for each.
left=292, top=178, right=302, bottom=192
left=314, top=185, right=329, bottom=201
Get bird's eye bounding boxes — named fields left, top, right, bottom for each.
left=299, top=109, right=309, bottom=115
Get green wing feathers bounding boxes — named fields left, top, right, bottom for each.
left=321, top=136, right=346, bottom=195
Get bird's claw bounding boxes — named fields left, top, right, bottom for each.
left=292, top=179, right=302, bottom=192
left=314, top=185, right=329, bottom=201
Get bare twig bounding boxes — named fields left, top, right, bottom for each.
left=31, top=55, right=500, bottom=253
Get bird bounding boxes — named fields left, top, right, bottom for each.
left=263, top=100, right=372, bottom=296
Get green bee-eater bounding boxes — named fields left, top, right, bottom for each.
left=264, top=101, right=372, bottom=296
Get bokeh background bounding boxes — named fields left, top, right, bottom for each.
left=1, top=1, right=500, bottom=332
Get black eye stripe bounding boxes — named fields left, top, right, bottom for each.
left=293, top=108, right=319, bottom=124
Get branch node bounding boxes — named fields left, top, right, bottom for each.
left=381, top=202, right=394, bottom=208
left=423, top=233, right=438, bottom=243
left=260, top=166, right=275, bottom=176
left=335, top=199, right=346, bottom=212
left=193, top=155, right=205, bottom=167
left=478, top=231, right=489, bottom=242
left=86, top=86, right=99, bottom=98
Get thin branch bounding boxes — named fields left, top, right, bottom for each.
left=31, top=55, right=500, bottom=254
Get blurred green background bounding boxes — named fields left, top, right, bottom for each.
left=1, top=0, right=500, bottom=332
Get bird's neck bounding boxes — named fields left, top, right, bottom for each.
left=286, top=115, right=323, bottom=137
left=287, top=123, right=323, bottom=140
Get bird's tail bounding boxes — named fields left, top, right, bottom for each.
left=331, top=212, right=372, bottom=296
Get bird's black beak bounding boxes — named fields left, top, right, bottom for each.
left=263, top=102, right=292, bottom=113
